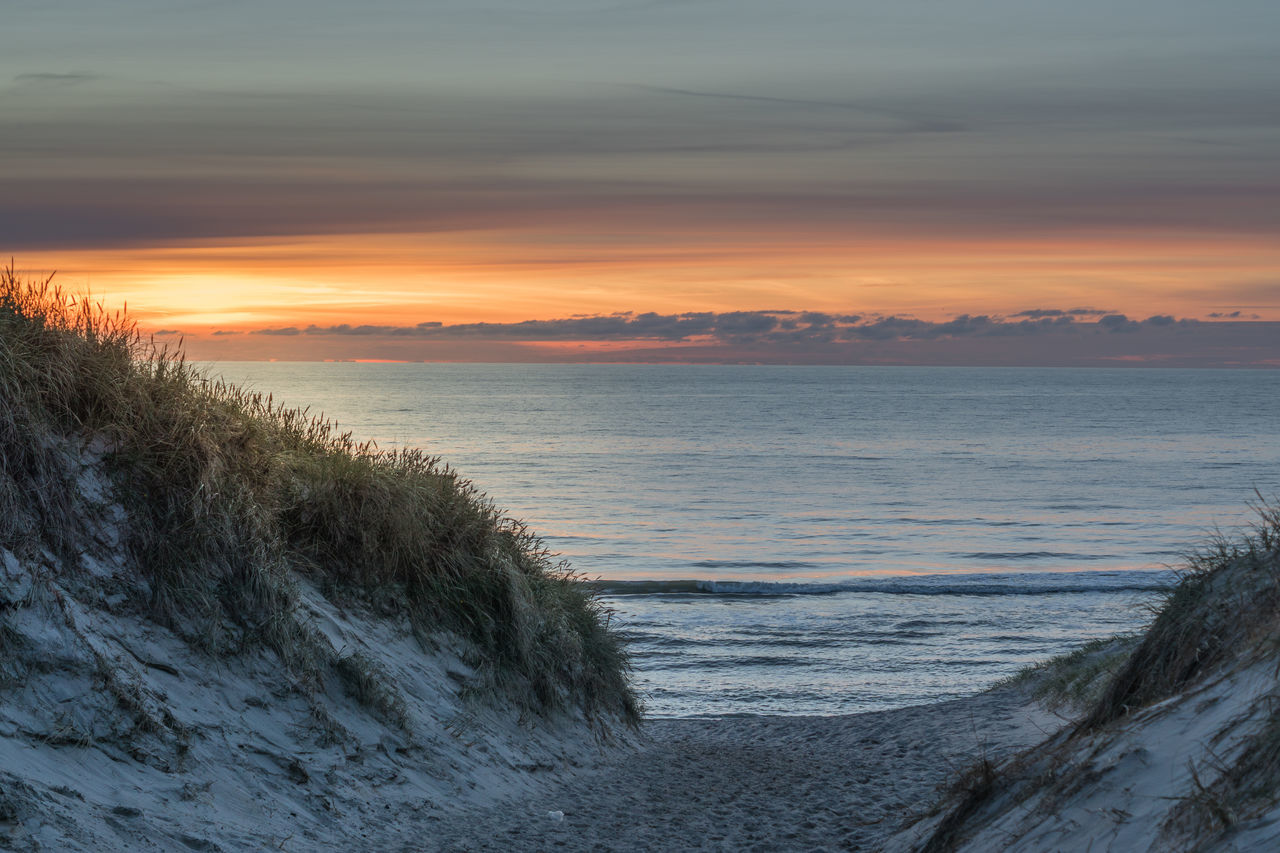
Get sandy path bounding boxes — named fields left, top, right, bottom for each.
left=412, top=688, right=1058, bottom=853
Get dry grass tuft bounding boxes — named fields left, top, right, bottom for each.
left=918, top=756, right=1003, bottom=853
left=1162, top=698, right=1280, bottom=843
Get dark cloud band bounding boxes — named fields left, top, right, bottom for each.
left=249, top=310, right=1220, bottom=344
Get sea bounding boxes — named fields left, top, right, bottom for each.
left=208, top=364, right=1280, bottom=718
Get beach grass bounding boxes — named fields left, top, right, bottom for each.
left=998, top=633, right=1141, bottom=712
left=0, top=264, right=638, bottom=724
left=918, top=498, right=1280, bottom=850
left=995, top=497, right=1280, bottom=728
left=1080, top=497, right=1280, bottom=730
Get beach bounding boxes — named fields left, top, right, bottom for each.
left=424, top=686, right=1058, bottom=852
left=7, top=0, right=1280, bottom=837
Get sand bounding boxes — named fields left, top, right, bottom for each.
left=420, top=688, right=1060, bottom=852
left=886, top=660, right=1280, bottom=853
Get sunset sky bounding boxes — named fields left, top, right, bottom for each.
left=6, top=0, right=1279, bottom=364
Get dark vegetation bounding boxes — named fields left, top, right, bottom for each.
left=0, top=265, right=637, bottom=724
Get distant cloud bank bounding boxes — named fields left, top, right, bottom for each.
left=248, top=309, right=1200, bottom=344
left=187, top=309, right=1280, bottom=367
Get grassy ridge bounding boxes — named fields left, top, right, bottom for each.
left=0, top=265, right=637, bottom=724
left=1079, top=498, right=1280, bottom=730
left=998, top=498, right=1280, bottom=726
left=921, top=500, right=1280, bottom=851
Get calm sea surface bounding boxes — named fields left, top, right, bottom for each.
left=208, top=364, right=1280, bottom=717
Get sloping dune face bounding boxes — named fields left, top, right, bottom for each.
left=0, top=269, right=635, bottom=850
left=889, top=507, right=1280, bottom=853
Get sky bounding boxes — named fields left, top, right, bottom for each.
left=5, top=0, right=1279, bottom=364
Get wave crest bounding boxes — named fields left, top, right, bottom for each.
left=589, top=570, right=1173, bottom=598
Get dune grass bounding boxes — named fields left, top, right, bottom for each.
left=0, top=264, right=638, bottom=724
left=1080, top=497, right=1280, bottom=730
left=999, top=633, right=1141, bottom=713
left=917, top=504, right=1280, bottom=851
left=998, top=498, right=1280, bottom=729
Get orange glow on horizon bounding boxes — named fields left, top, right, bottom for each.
left=16, top=226, right=1280, bottom=343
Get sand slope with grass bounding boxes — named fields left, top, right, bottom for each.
left=0, top=268, right=636, bottom=850
left=0, top=527, right=625, bottom=851
left=886, top=504, right=1280, bottom=852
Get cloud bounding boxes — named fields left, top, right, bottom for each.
left=194, top=307, right=1280, bottom=367
left=6, top=61, right=1280, bottom=252
left=1011, top=308, right=1109, bottom=318
left=211, top=329, right=242, bottom=336
left=632, top=85, right=969, bottom=134
left=270, top=309, right=1251, bottom=347
left=153, top=328, right=181, bottom=335
left=713, top=311, right=780, bottom=337
left=301, top=312, right=724, bottom=341
left=1098, top=314, right=1140, bottom=333
left=14, top=72, right=100, bottom=86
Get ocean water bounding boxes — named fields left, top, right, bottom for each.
left=208, top=364, right=1280, bottom=717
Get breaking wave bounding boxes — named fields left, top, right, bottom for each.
left=589, top=570, right=1174, bottom=598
